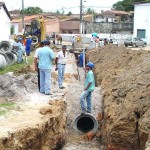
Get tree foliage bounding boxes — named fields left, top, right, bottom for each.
left=113, top=0, right=150, bottom=11
left=85, top=8, right=95, bottom=14
left=21, top=7, right=43, bottom=14
left=67, top=11, right=72, bottom=16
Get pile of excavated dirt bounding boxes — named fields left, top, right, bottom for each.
left=86, top=44, right=150, bottom=150
left=13, top=65, right=34, bottom=76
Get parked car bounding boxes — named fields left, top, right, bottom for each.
left=124, top=37, right=147, bottom=47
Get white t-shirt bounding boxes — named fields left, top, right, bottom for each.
left=90, top=36, right=95, bottom=42
left=57, top=50, right=67, bottom=64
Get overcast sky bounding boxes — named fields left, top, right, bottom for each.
left=4, top=0, right=121, bottom=13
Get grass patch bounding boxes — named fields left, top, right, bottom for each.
left=0, top=102, right=16, bottom=108
left=0, top=51, right=34, bottom=75
left=0, top=110, right=7, bottom=116
left=0, top=102, right=16, bottom=116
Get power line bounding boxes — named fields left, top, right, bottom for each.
left=43, top=6, right=80, bottom=12
left=43, top=5, right=113, bottom=13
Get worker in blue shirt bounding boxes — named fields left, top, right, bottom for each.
left=37, top=41, right=55, bottom=95
left=25, top=35, right=32, bottom=56
left=16, top=38, right=24, bottom=63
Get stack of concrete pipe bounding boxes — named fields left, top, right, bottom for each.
left=0, top=41, right=17, bottom=69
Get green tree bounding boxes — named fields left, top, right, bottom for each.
left=113, top=0, right=134, bottom=11
left=67, top=11, right=72, bottom=16
left=113, top=0, right=150, bottom=11
left=56, top=10, right=61, bottom=15
left=21, top=7, right=43, bottom=14
left=85, top=8, right=94, bottom=14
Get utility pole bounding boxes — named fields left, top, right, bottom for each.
left=92, top=6, right=94, bottom=32
left=80, top=0, right=83, bottom=34
left=22, top=0, right=25, bottom=32
left=80, top=0, right=86, bottom=70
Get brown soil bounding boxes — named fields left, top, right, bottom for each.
left=86, top=44, right=150, bottom=150
left=13, top=65, right=34, bottom=76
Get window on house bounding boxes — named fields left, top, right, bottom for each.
left=137, top=29, right=146, bottom=38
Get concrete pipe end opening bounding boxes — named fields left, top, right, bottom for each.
left=73, top=113, right=98, bottom=134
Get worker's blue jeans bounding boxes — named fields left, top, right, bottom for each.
left=80, top=90, right=92, bottom=113
left=39, top=69, right=51, bottom=94
left=58, top=63, right=65, bottom=87
left=17, top=50, right=23, bottom=63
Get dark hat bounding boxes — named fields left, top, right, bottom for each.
left=62, top=45, right=66, bottom=49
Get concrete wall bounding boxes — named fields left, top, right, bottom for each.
left=86, top=22, right=133, bottom=34
left=0, top=6, right=11, bottom=41
left=61, top=33, right=133, bottom=45
left=134, top=3, right=150, bottom=45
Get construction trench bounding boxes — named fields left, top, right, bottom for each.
left=0, top=44, right=150, bottom=150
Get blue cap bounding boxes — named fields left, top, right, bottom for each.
left=86, top=62, right=94, bottom=68
left=18, top=38, right=22, bottom=41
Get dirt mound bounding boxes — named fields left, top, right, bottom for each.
left=14, top=65, right=34, bottom=76
left=86, top=45, right=150, bottom=150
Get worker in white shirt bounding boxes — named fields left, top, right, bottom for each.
left=55, top=45, right=67, bottom=89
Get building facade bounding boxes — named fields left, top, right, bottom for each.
left=134, top=2, right=150, bottom=45
left=0, top=2, right=11, bottom=41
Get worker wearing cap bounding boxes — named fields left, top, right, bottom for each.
left=55, top=45, right=67, bottom=89
left=25, top=35, right=32, bottom=56
left=80, top=62, right=95, bottom=113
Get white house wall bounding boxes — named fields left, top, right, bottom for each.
left=0, top=6, right=11, bottom=41
left=134, top=3, right=150, bottom=45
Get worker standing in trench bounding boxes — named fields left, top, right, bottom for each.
left=55, top=45, right=67, bottom=89
left=80, top=62, right=95, bottom=113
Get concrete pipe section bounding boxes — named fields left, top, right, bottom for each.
left=0, top=54, right=7, bottom=69
left=0, top=41, right=12, bottom=52
left=4, top=51, right=17, bottom=65
left=73, top=113, right=98, bottom=134
left=0, top=52, right=9, bottom=64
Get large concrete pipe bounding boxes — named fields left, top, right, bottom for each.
left=11, top=51, right=18, bottom=61
left=0, top=52, right=9, bottom=64
left=0, top=41, right=12, bottom=52
left=5, top=51, right=17, bottom=65
left=0, top=54, right=7, bottom=69
left=73, top=113, right=98, bottom=134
